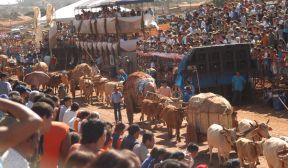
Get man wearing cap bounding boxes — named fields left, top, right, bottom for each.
left=0, top=72, right=12, bottom=95
left=111, top=87, right=123, bottom=122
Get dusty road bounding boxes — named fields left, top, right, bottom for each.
left=75, top=92, right=288, bottom=168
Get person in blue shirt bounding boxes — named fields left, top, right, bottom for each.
left=117, top=69, right=128, bottom=82
left=111, top=87, right=123, bottom=122
left=182, top=86, right=195, bottom=103
left=232, top=72, right=246, bottom=106
left=141, top=147, right=167, bottom=168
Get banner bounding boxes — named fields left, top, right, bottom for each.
left=97, top=18, right=105, bottom=34
left=48, top=23, right=57, bottom=50
left=91, top=20, right=97, bottom=34
left=93, top=42, right=97, bottom=54
left=106, top=17, right=116, bottom=34
left=73, top=20, right=82, bottom=32
left=118, top=16, right=142, bottom=34
left=33, top=7, right=41, bottom=29
left=120, top=39, right=138, bottom=51
left=80, top=20, right=91, bottom=34
left=46, top=4, right=55, bottom=27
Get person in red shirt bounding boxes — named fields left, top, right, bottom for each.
left=40, top=121, right=70, bottom=168
left=50, top=55, right=57, bottom=71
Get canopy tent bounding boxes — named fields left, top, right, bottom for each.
left=76, top=0, right=154, bottom=9
left=40, top=0, right=130, bottom=22
left=40, top=0, right=91, bottom=22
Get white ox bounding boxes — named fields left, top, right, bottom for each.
left=238, top=119, right=272, bottom=140
left=236, top=138, right=264, bottom=168
left=263, top=137, right=288, bottom=168
left=207, top=124, right=238, bottom=165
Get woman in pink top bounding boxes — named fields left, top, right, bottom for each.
left=157, top=82, right=172, bottom=97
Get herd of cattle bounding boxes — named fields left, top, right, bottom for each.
left=140, top=93, right=288, bottom=168
left=5, top=62, right=288, bottom=168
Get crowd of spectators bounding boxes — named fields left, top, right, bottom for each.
left=137, top=0, right=288, bottom=78
left=0, top=70, right=229, bottom=168
left=75, top=7, right=154, bottom=20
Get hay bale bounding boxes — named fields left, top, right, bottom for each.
left=186, top=92, right=233, bottom=143
left=71, top=63, right=92, bottom=81
left=33, top=62, right=48, bottom=73
left=187, top=92, right=233, bottom=115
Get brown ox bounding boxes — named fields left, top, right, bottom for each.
left=140, top=99, right=164, bottom=126
left=46, top=72, right=62, bottom=93
left=160, top=105, right=185, bottom=142
left=236, top=138, right=264, bottom=168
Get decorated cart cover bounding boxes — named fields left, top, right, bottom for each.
left=106, top=17, right=117, bottom=34
left=79, top=20, right=92, bottom=34
left=97, top=18, right=106, bottom=34
left=186, top=92, right=234, bottom=142
left=136, top=51, right=183, bottom=61
left=117, top=16, right=142, bottom=34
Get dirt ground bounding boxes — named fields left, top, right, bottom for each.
left=74, top=91, right=288, bottom=168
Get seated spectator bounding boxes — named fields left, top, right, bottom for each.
left=64, top=151, right=95, bottom=168
left=121, top=124, right=141, bottom=150
left=112, top=122, right=126, bottom=149
left=133, top=130, right=155, bottom=162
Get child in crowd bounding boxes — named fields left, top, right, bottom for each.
left=186, top=143, right=199, bottom=168
left=112, top=122, right=126, bottom=149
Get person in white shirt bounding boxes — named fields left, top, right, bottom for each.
left=59, top=96, right=72, bottom=122
left=133, top=131, right=154, bottom=162
left=63, top=102, right=79, bottom=129
left=25, top=91, right=40, bottom=109
left=1, top=132, right=40, bottom=168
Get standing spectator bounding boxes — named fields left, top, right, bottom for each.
left=43, top=54, right=51, bottom=67
left=112, top=122, right=126, bottom=150
left=157, top=82, right=172, bottom=98
left=232, top=72, right=246, bottom=105
left=133, top=131, right=155, bottom=162
left=25, top=91, right=40, bottom=108
left=40, top=121, right=71, bottom=168
left=0, top=72, right=12, bottom=95
left=182, top=86, right=194, bottom=103
left=0, top=99, right=43, bottom=157
left=63, top=102, right=79, bottom=129
left=121, top=124, right=141, bottom=150
left=70, top=119, right=107, bottom=155
left=50, top=55, right=57, bottom=71
left=117, top=69, right=128, bottom=82
left=59, top=96, right=72, bottom=122
left=111, top=87, right=122, bottom=123
left=185, top=143, right=199, bottom=168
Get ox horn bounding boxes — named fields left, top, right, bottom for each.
left=254, top=120, right=259, bottom=126
left=266, top=119, right=270, bottom=124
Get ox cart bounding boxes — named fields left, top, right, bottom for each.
left=186, top=92, right=237, bottom=143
